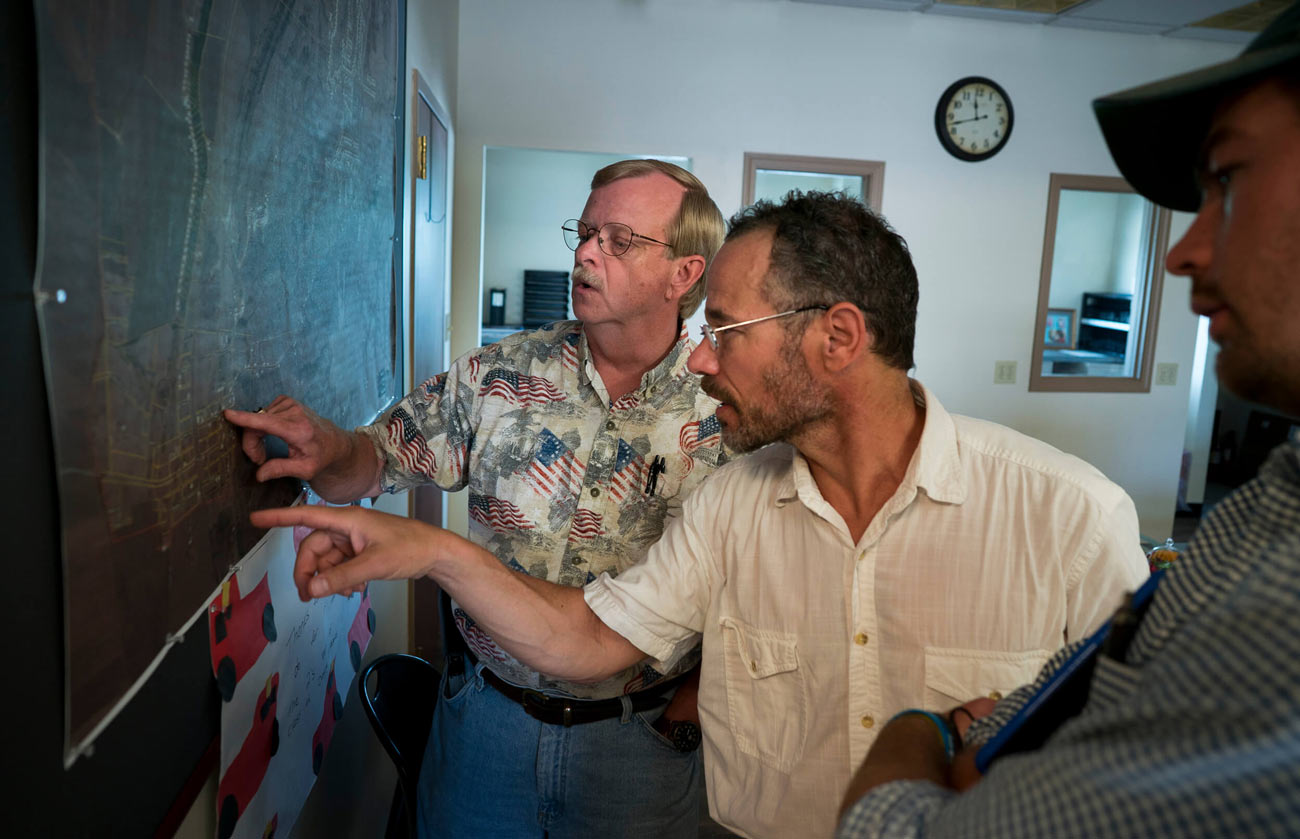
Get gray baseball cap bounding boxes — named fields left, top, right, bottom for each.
left=1093, top=1, right=1300, bottom=212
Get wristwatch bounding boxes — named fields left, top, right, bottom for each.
left=653, top=716, right=702, bottom=753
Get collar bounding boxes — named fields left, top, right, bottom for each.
left=773, top=378, right=967, bottom=511
left=577, top=321, right=695, bottom=401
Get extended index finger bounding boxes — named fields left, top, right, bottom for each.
left=251, top=504, right=359, bottom=536
left=223, top=406, right=296, bottom=436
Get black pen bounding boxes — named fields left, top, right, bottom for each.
left=645, top=455, right=666, bottom=495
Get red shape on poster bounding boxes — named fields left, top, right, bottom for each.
left=311, top=660, right=344, bottom=775
left=217, top=673, right=280, bottom=839
left=347, top=585, right=376, bottom=673
left=209, top=573, right=278, bottom=702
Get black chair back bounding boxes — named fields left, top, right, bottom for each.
left=358, top=653, right=440, bottom=839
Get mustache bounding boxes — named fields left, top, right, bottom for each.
left=700, top=376, right=734, bottom=405
left=572, top=266, right=602, bottom=291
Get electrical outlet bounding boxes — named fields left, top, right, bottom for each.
left=993, top=360, right=1017, bottom=385
left=1155, top=362, right=1178, bottom=386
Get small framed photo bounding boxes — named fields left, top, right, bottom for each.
left=1043, top=308, right=1076, bottom=350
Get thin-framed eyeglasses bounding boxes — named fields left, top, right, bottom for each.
left=699, top=306, right=829, bottom=351
left=562, top=218, right=674, bottom=257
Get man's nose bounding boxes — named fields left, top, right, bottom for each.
left=687, top=339, right=718, bottom=375
left=1166, top=204, right=1214, bottom=278
left=575, top=229, right=604, bottom=263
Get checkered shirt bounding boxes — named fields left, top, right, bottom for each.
left=839, top=437, right=1300, bottom=839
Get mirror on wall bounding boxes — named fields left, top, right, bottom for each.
left=1029, top=173, right=1171, bottom=393
left=742, top=152, right=884, bottom=210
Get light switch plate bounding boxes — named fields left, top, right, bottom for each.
left=994, top=360, right=1017, bottom=385
left=1155, top=362, right=1178, bottom=386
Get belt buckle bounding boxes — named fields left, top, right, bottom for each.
left=521, top=688, right=574, bottom=726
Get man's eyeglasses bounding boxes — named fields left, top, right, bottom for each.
left=699, top=306, right=829, bottom=351
left=562, top=219, right=674, bottom=257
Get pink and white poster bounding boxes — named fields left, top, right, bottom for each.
left=208, top=492, right=376, bottom=839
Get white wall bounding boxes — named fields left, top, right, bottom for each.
left=449, top=0, right=1234, bottom=539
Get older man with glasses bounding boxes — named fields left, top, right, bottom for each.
left=249, top=190, right=1148, bottom=838
left=225, top=159, right=728, bottom=838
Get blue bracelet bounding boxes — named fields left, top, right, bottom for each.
left=888, top=709, right=955, bottom=761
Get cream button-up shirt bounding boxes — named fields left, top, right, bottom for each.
left=585, top=382, right=1148, bottom=839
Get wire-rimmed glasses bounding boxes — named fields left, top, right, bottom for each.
left=562, top=219, right=674, bottom=257
left=699, top=306, right=830, bottom=351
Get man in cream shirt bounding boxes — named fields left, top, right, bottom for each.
left=253, top=192, right=1148, bottom=838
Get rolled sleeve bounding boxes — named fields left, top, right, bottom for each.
left=584, top=488, right=719, bottom=673
left=364, top=356, right=478, bottom=494
left=585, top=571, right=697, bottom=672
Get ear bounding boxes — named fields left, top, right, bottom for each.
left=665, top=254, right=707, bottom=303
left=819, top=302, right=869, bottom=372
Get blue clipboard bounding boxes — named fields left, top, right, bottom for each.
left=974, top=570, right=1163, bottom=774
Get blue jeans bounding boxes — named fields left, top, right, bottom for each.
left=416, top=659, right=702, bottom=839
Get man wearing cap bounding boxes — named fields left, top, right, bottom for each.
left=836, top=4, right=1300, bottom=837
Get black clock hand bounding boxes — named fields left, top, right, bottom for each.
left=949, top=114, right=989, bottom=126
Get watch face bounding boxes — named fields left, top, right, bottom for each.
left=669, top=720, right=702, bottom=752
left=935, top=76, right=1013, bottom=161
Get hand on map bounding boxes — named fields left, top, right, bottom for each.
left=251, top=504, right=448, bottom=601
left=224, top=396, right=382, bottom=499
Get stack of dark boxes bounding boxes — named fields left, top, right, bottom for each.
left=523, top=269, right=570, bottom=328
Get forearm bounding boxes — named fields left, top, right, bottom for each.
left=309, top=429, right=384, bottom=502
left=430, top=538, right=644, bottom=683
left=840, top=716, right=952, bottom=819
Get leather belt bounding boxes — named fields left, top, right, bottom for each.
left=480, top=666, right=681, bottom=727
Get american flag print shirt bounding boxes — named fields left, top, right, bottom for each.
left=360, top=321, right=728, bottom=698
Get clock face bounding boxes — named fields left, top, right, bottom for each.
left=935, top=76, right=1014, bottom=161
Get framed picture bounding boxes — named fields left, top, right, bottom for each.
left=1044, top=307, right=1076, bottom=349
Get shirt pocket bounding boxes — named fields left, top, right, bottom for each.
left=923, top=646, right=1052, bottom=708
left=720, top=617, right=808, bottom=773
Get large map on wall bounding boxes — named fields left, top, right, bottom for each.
left=33, top=0, right=401, bottom=756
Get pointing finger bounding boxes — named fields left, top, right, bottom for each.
left=251, top=504, right=358, bottom=535
left=223, top=407, right=296, bottom=438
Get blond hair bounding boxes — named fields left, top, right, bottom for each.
left=590, top=159, right=724, bottom=318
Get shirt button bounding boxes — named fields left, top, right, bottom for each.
left=854, top=632, right=869, bottom=646
left=605, top=420, right=615, bottom=431
left=750, top=659, right=758, bottom=672
left=989, top=690, right=1003, bottom=701
left=861, top=715, right=874, bottom=729
left=590, top=487, right=600, bottom=497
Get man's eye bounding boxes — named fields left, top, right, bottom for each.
left=609, top=234, right=632, bottom=250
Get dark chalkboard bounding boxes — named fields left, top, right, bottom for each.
left=34, top=0, right=404, bottom=757
left=3, top=0, right=407, bottom=832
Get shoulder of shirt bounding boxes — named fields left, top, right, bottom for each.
left=948, top=413, right=1129, bottom=506
left=689, top=444, right=794, bottom=497
left=455, top=322, right=580, bottom=365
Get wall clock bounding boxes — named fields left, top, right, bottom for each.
left=935, top=76, right=1014, bottom=161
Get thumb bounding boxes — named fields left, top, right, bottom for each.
left=304, top=535, right=384, bottom=595
left=256, top=455, right=310, bottom=483
left=306, top=553, right=378, bottom=599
